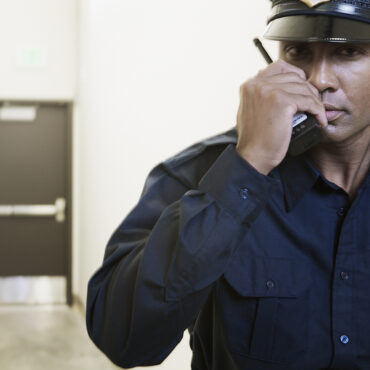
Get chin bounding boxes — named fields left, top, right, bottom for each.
left=319, top=124, right=369, bottom=148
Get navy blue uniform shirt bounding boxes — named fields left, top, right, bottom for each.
left=86, top=128, right=370, bottom=370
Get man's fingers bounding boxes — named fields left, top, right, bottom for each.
left=264, top=73, right=320, bottom=98
left=258, top=59, right=307, bottom=80
left=255, top=82, right=322, bottom=103
left=285, top=93, right=328, bottom=128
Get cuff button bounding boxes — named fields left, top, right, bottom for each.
left=239, top=188, right=249, bottom=200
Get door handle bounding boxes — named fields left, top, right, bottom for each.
left=0, top=198, right=66, bottom=223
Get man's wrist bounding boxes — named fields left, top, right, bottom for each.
left=236, top=146, right=276, bottom=176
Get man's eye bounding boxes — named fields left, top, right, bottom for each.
left=338, top=47, right=362, bottom=57
left=284, top=46, right=308, bottom=59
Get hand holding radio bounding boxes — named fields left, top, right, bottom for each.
left=236, top=59, right=328, bottom=175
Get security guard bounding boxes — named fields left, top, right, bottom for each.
left=87, top=1, right=370, bottom=369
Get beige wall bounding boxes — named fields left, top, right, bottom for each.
left=74, top=1, right=278, bottom=368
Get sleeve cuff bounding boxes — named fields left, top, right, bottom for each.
left=198, top=144, right=280, bottom=224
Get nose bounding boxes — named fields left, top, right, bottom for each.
left=306, top=55, right=339, bottom=94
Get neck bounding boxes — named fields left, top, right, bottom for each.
left=308, top=127, right=370, bottom=201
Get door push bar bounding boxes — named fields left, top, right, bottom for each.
left=0, top=198, right=66, bottom=223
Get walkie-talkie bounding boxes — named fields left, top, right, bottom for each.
left=253, top=38, right=323, bottom=156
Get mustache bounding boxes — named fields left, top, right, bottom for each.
left=319, top=91, right=349, bottom=112
left=324, top=103, right=342, bottom=111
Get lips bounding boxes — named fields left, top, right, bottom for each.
left=324, top=104, right=345, bottom=122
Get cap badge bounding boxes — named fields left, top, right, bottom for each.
left=299, top=0, right=331, bottom=7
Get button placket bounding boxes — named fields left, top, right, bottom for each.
left=337, top=207, right=345, bottom=217
left=331, top=214, right=355, bottom=367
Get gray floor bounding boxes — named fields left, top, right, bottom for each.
left=0, top=304, right=120, bottom=370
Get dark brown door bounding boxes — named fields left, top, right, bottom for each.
left=0, top=102, right=72, bottom=303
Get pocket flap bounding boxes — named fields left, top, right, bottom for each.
left=223, top=254, right=310, bottom=298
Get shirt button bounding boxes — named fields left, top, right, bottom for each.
left=340, top=335, right=349, bottom=344
left=337, top=207, right=345, bottom=217
left=340, top=271, right=350, bottom=280
left=239, top=188, right=249, bottom=200
left=266, top=280, right=275, bottom=289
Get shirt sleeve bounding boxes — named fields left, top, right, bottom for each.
left=86, top=144, right=279, bottom=368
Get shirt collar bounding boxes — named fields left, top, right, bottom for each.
left=277, top=154, right=321, bottom=212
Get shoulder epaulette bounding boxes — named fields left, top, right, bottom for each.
left=163, top=127, right=237, bottom=170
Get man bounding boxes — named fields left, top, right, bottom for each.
left=86, top=1, right=370, bottom=369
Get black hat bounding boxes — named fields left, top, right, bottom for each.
left=264, top=0, right=370, bottom=43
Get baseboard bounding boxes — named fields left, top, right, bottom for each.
left=72, top=294, right=86, bottom=315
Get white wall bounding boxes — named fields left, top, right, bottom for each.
left=74, top=1, right=278, bottom=368
left=0, top=0, right=76, bottom=100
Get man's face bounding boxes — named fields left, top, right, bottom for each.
left=279, top=42, right=370, bottom=146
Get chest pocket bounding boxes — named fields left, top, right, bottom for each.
left=218, top=255, right=311, bottom=365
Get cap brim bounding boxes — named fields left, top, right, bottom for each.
left=264, top=15, right=370, bottom=43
